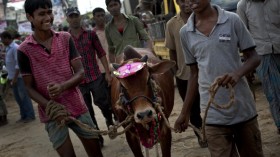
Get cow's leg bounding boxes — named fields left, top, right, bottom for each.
left=125, top=131, right=144, bottom=157
left=159, top=124, right=172, bottom=157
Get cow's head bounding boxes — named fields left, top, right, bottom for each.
left=112, top=46, right=175, bottom=128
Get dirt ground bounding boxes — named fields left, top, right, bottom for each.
left=0, top=82, right=279, bottom=157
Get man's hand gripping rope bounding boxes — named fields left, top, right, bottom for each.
left=45, top=100, right=134, bottom=139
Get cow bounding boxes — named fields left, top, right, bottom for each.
left=110, top=46, right=175, bottom=157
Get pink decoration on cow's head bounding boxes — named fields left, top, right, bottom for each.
left=113, top=62, right=146, bottom=78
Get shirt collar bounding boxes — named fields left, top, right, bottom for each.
left=176, top=12, right=189, bottom=22
left=186, top=4, right=228, bottom=32
left=26, top=29, right=59, bottom=44
left=108, top=13, right=129, bottom=26
left=6, top=41, right=15, bottom=50
left=174, top=13, right=182, bottom=21
left=68, top=27, right=87, bottom=35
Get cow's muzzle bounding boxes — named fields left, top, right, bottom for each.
left=134, top=107, right=156, bottom=124
left=136, top=109, right=153, bottom=120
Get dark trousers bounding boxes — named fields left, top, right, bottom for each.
left=79, top=75, right=113, bottom=129
left=176, top=77, right=202, bottom=128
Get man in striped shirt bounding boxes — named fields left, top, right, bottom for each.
left=66, top=7, right=114, bottom=146
left=17, top=0, right=103, bottom=156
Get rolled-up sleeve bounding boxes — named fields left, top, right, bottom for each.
left=105, top=25, right=115, bottom=54
left=133, top=17, right=149, bottom=41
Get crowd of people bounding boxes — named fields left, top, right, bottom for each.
left=0, top=0, right=279, bottom=156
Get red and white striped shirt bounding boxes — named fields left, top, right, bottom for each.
left=18, top=30, right=88, bottom=123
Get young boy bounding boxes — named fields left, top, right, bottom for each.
left=66, top=7, right=114, bottom=147
left=165, top=0, right=206, bottom=148
left=17, top=0, right=103, bottom=156
left=174, top=0, right=264, bottom=156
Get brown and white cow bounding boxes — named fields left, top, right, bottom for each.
left=111, top=46, right=175, bottom=157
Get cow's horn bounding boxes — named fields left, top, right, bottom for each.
left=112, top=63, right=121, bottom=70
left=140, top=55, right=148, bottom=62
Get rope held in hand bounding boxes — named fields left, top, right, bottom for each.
left=160, top=78, right=234, bottom=143
left=45, top=100, right=134, bottom=139
left=201, top=78, right=235, bottom=141
left=45, top=78, right=234, bottom=143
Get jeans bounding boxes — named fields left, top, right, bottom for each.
left=12, top=77, right=35, bottom=120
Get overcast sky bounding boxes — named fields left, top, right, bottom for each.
left=77, top=0, right=107, bottom=14
left=7, top=0, right=111, bottom=14
left=8, top=0, right=126, bottom=14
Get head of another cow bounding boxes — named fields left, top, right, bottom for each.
left=112, top=46, right=175, bottom=126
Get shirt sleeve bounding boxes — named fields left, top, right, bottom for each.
left=233, top=13, right=256, bottom=51
left=165, top=20, right=176, bottom=50
left=69, top=37, right=81, bottom=60
left=17, top=50, right=32, bottom=75
left=237, top=0, right=249, bottom=28
left=91, top=31, right=106, bottom=58
left=133, top=17, right=149, bottom=41
left=12, top=46, right=19, bottom=69
left=105, top=25, right=115, bottom=54
left=180, top=27, right=196, bottom=65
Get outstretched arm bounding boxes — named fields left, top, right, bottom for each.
left=174, top=63, right=199, bottom=132
left=100, top=55, right=112, bottom=86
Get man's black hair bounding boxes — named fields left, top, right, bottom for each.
left=0, top=31, right=13, bottom=39
left=24, top=0, right=52, bottom=16
left=24, top=0, right=52, bottom=30
left=105, top=0, right=121, bottom=7
left=92, top=7, right=105, bottom=16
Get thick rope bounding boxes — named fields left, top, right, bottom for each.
left=153, top=78, right=234, bottom=143
left=154, top=99, right=202, bottom=138
left=202, top=78, right=234, bottom=141
left=149, top=79, right=204, bottom=138
left=45, top=100, right=134, bottom=138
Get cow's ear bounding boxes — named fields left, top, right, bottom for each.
left=140, top=55, right=148, bottom=62
left=149, top=60, right=176, bottom=74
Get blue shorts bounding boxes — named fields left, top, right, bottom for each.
left=45, top=112, right=99, bottom=149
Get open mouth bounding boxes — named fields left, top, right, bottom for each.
left=135, top=115, right=161, bottom=148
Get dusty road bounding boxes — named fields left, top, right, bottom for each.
left=0, top=82, right=279, bottom=157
